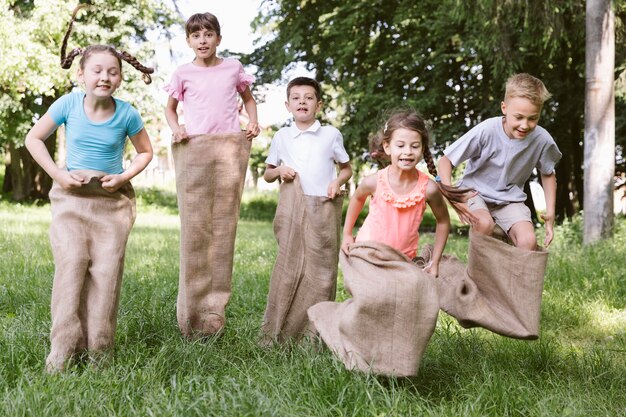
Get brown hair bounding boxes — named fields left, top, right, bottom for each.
left=286, top=77, right=322, bottom=101
left=60, top=4, right=154, bottom=84
left=504, top=73, right=551, bottom=107
left=370, top=108, right=474, bottom=204
left=185, top=12, right=221, bottom=38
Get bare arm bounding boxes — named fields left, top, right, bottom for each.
left=240, top=86, right=260, bottom=140
left=424, top=179, right=451, bottom=277
left=264, top=164, right=296, bottom=183
left=341, top=174, right=376, bottom=254
left=25, top=113, right=83, bottom=189
left=165, top=96, right=187, bottom=143
left=540, top=172, right=557, bottom=247
left=327, top=161, right=353, bottom=198
left=100, top=128, right=153, bottom=192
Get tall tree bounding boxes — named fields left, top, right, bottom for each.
left=584, top=0, right=615, bottom=243
left=247, top=0, right=626, bottom=223
left=0, top=0, right=177, bottom=201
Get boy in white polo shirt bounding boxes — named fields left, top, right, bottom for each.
left=261, top=77, right=352, bottom=344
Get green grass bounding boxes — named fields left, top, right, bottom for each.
left=0, top=197, right=625, bottom=416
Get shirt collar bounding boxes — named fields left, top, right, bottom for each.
left=288, top=120, right=321, bottom=138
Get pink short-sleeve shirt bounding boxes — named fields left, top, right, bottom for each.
left=356, top=167, right=429, bottom=259
left=164, top=58, right=255, bottom=135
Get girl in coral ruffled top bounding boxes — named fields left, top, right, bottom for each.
left=342, top=109, right=470, bottom=277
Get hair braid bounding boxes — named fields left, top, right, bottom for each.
left=60, top=4, right=87, bottom=69
left=116, top=50, right=155, bottom=85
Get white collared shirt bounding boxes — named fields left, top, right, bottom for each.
left=266, top=120, right=350, bottom=196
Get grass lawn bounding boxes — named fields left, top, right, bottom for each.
left=0, top=197, right=624, bottom=416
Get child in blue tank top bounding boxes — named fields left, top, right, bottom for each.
left=24, top=4, right=154, bottom=372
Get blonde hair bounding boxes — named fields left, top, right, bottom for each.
left=504, top=73, right=551, bottom=107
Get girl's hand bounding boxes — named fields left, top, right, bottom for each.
left=423, top=261, right=438, bottom=277
left=278, top=166, right=296, bottom=182
left=55, top=170, right=84, bottom=190
left=341, top=235, right=354, bottom=255
left=100, top=174, right=126, bottom=193
left=245, top=121, right=260, bottom=140
left=171, top=126, right=188, bottom=143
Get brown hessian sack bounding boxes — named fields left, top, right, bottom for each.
left=261, top=175, right=343, bottom=345
left=308, top=241, right=439, bottom=377
left=437, top=230, right=548, bottom=340
left=47, top=170, right=136, bottom=371
left=172, top=132, right=251, bottom=339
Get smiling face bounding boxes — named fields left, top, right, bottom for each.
left=383, top=127, right=424, bottom=171
left=77, top=51, right=122, bottom=99
left=501, top=96, right=541, bottom=139
left=187, top=28, right=221, bottom=62
left=285, top=85, right=322, bottom=128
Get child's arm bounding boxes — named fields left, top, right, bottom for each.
left=264, top=164, right=296, bottom=183
left=341, top=174, right=376, bottom=254
left=424, top=179, right=451, bottom=277
left=240, top=86, right=260, bottom=140
left=25, top=113, right=83, bottom=189
left=100, top=128, right=153, bottom=192
left=327, top=161, right=352, bottom=199
left=164, top=97, right=187, bottom=143
left=540, top=172, right=557, bottom=247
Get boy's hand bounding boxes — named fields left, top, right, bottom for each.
left=541, top=213, right=555, bottom=247
left=341, top=235, right=354, bottom=255
left=100, top=174, right=126, bottom=193
left=171, top=126, right=188, bottom=143
left=56, top=170, right=84, bottom=190
left=245, top=122, right=260, bottom=140
left=327, top=179, right=341, bottom=199
left=278, top=166, right=296, bottom=182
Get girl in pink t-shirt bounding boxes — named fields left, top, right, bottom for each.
left=342, top=109, right=454, bottom=277
left=164, top=12, right=260, bottom=141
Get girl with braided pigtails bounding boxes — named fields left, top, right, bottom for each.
left=25, top=4, right=154, bottom=372
left=341, top=108, right=475, bottom=277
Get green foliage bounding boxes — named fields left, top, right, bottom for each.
left=0, top=204, right=625, bottom=415
left=0, top=0, right=178, bottom=148
left=245, top=0, right=626, bottom=220
left=239, top=192, right=278, bottom=222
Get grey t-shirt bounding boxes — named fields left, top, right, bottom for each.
left=444, top=116, right=562, bottom=205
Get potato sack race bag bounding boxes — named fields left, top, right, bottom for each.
left=261, top=175, right=343, bottom=344
left=437, top=230, right=549, bottom=340
left=47, top=170, right=136, bottom=370
left=308, top=241, right=439, bottom=377
left=172, top=132, right=251, bottom=339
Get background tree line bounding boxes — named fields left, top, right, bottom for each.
left=244, top=0, right=626, bottom=222
left=0, top=0, right=177, bottom=200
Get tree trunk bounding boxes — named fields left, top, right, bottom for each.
left=584, top=0, right=615, bottom=244
left=5, top=134, right=56, bottom=201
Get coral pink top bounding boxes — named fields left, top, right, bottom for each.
left=163, top=58, right=254, bottom=135
left=356, top=167, right=429, bottom=258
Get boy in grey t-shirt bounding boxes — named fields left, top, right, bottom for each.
left=438, top=73, right=562, bottom=250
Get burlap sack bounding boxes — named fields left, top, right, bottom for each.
left=47, top=170, right=136, bottom=371
left=172, top=132, right=251, bottom=339
left=437, top=230, right=548, bottom=340
left=261, top=176, right=343, bottom=344
left=308, top=241, right=440, bottom=377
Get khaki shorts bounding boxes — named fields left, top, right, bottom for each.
left=467, top=195, right=531, bottom=233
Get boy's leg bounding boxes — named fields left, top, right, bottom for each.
left=491, top=202, right=537, bottom=250
left=467, top=195, right=496, bottom=235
